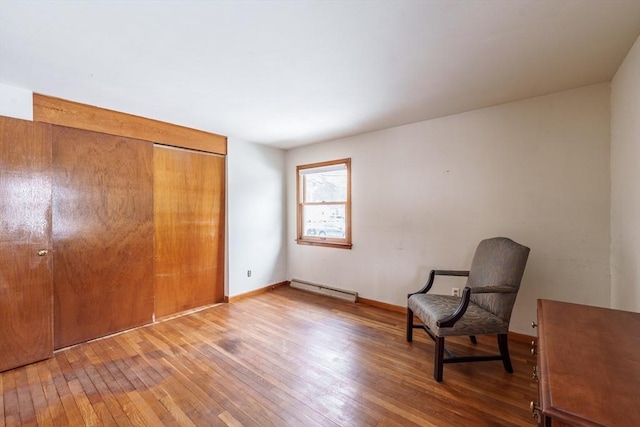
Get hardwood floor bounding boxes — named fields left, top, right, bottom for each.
left=1, top=285, right=538, bottom=426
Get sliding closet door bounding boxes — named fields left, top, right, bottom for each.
left=154, top=145, right=225, bottom=318
left=0, top=117, right=53, bottom=371
left=53, top=126, right=154, bottom=349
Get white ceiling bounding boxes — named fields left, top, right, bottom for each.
left=1, top=1, right=639, bottom=149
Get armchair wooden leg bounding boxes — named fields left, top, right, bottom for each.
left=434, top=336, right=445, bottom=382
left=497, top=334, right=513, bottom=373
left=406, top=308, right=414, bottom=342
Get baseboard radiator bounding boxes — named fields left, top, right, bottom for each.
left=289, top=279, right=358, bottom=303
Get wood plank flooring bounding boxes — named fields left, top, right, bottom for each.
left=1, top=285, right=538, bottom=426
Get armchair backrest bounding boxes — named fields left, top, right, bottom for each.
left=466, top=237, right=530, bottom=322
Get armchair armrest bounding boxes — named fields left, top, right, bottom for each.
left=436, top=287, right=471, bottom=328
left=435, top=284, right=517, bottom=328
left=470, top=285, right=516, bottom=294
left=408, top=269, right=470, bottom=298
left=433, top=270, right=470, bottom=277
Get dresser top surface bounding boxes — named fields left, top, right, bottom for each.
left=537, top=299, right=640, bottom=427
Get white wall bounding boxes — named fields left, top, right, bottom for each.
left=0, top=83, right=32, bottom=120
left=611, top=35, right=640, bottom=312
left=286, top=83, right=611, bottom=334
left=227, top=138, right=288, bottom=297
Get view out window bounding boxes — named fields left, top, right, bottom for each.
left=297, top=158, right=351, bottom=249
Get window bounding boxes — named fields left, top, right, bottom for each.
left=297, top=158, right=351, bottom=249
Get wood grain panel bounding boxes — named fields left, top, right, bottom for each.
left=0, top=116, right=53, bottom=372
left=34, top=94, right=227, bottom=155
left=52, top=126, right=154, bottom=349
left=154, top=145, right=225, bottom=318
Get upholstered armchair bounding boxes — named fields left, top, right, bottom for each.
left=406, top=237, right=530, bottom=382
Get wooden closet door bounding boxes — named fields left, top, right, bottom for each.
left=0, top=117, right=53, bottom=372
left=154, top=145, right=225, bottom=318
left=52, top=126, right=154, bottom=349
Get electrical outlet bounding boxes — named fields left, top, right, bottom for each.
left=247, top=270, right=252, bottom=277
left=452, top=287, right=460, bottom=297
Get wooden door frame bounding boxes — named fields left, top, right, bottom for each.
left=34, top=93, right=228, bottom=334
left=33, top=94, right=227, bottom=155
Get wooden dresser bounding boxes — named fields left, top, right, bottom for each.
left=532, top=299, right=640, bottom=426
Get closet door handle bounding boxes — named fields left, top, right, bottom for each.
left=37, top=249, right=49, bottom=256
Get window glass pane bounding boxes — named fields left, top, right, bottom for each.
left=302, top=204, right=345, bottom=238
left=303, top=169, right=347, bottom=203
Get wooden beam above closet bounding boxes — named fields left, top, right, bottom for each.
left=33, top=93, right=227, bottom=155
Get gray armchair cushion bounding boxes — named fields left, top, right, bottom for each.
left=466, top=237, right=530, bottom=322
left=408, top=294, right=509, bottom=337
